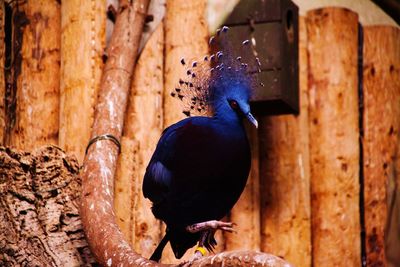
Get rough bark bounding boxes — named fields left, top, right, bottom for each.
left=363, top=26, right=400, bottom=267
left=6, top=0, right=60, bottom=150
left=184, top=251, right=292, bottom=267
left=259, top=17, right=311, bottom=267
left=225, top=124, right=261, bottom=251
left=59, top=0, right=106, bottom=163
left=162, top=0, right=210, bottom=262
left=0, top=146, right=96, bottom=266
left=0, top=2, right=5, bottom=145
left=306, top=7, right=361, bottom=266
left=114, top=23, right=164, bottom=258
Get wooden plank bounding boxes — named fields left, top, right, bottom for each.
left=306, top=7, right=361, bottom=266
left=363, top=26, right=400, bottom=267
left=224, top=0, right=282, bottom=25
left=59, top=0, right=106, bottom=163
left=259, top=16, right=311, bottom=267
left=8, top=0, right=60, bottom=149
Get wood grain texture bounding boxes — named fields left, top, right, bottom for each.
left=386, top=138, right=400, bottom=267
left=59, top=0, right=106, bottom=163
left=363, top=26, right=400, bottom=267
left=306, top=7, right=361, bottom=266
left=8, top=0, right=60, bottom=150
left=225, top=124, right=261, bottom=251
left=259, top=18, right=311, bottom=267
left=163, top=0, right=209, bottom=126
left=114, top=137, right=139, bottom=244
left=115, top=23, right=164, bottom=259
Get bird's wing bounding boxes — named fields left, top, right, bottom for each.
left=143, top=117, right=212, bottom=203
left=143, top=161, right=172, bottom=203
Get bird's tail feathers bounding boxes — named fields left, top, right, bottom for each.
left=150, top=231, right=170, bottom=262
left=169, top=230, right=199, bottom=259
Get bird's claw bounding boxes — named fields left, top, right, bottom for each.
left=186, top=220, right=236, bottom=233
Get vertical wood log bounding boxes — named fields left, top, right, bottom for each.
left=363, top=26, right=400, bottom=267
left=114, top=136, right=139, bottom=244
left=163, top=0, right=208, bottom=126
left=162, top=0, right=209, bottom=262
left=386, top=139, right=400, bottom=266
left=306, top=8, right=361, bottom=266
left=8, top=0, right=60, bottom=150
left=225, top=124, right=260, bottom=251
left=59, top=0, right=106, bottom=163
left=0, top=2, right=5, bottom=145
left=114, top=23, right=164, bottom=259
left=259, top=17, right=311, bottom=267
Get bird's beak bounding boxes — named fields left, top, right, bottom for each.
left=246, top=112, right=258, bottom=128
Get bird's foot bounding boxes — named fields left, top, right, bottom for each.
left=186, top=220, right=235, bottom=233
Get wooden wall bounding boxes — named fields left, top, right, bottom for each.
left=0, top=1, right=399, bottom=266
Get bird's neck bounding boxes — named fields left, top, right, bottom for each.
left=212, top=102, right=243, bottom=129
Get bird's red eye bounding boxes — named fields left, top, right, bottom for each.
left=229, top=100, right=239, bottom=110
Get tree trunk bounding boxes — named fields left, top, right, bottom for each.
left=306, top=7, right=361, bottom=266
left=386, top=139, right=400, bottom=266
left=362, top=26, right=400, bottom=267
left=163, top=0, right=209, bottom=126
left=0, top=146, right=96, bottom=266
left=59, top=0, right=106, bottom=163
left=6, top=0, right=60, bottom=150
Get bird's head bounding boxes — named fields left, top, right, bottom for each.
left=208, top=64, right=258, bottom=128
left=170, top=26, right=261, bottom=128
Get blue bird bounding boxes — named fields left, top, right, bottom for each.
left=143, top=27, right=260, bottom=262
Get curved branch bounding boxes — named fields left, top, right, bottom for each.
left=185, top=251, right=292, bottom=267
left=79, top=0, right=159, bottom=266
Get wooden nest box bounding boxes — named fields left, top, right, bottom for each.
left=223, top=0, right=299, bottom=115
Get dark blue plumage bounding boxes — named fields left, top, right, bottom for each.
left=143, top=27, right=260, bottom=262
